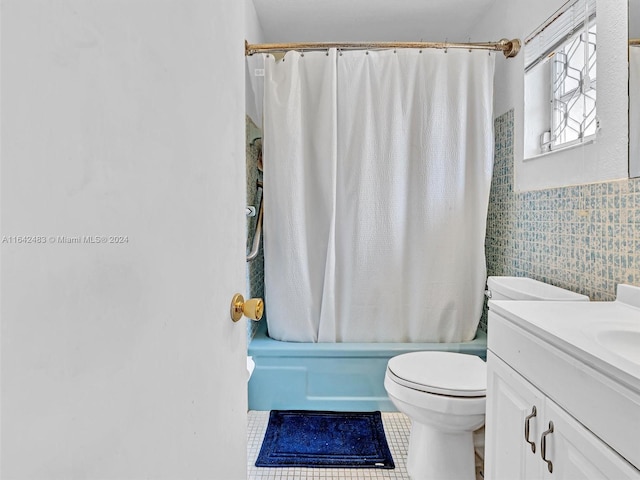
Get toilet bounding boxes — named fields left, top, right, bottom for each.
left=384, top=276, right=589, bottom=480
left=385, top=351, right=486, bottom=479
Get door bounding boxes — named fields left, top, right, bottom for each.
left=1, top=1, right=247, bottom=479
left=485, top=352, right=545, bottom=480
left=544, top=400, right=640, bottom=479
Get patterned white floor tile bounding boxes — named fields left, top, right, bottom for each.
left=247, top=411, right=411, bottom=480
left=247, top=410, right=486, bottom=480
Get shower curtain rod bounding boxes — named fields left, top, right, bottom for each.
left=245, top=38, right=521, bottom=58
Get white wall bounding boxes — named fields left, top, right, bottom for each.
left=470, top=0, right=629, bottom=191
left=246, top=0, right=266, bottom=127
left=631, top=0, right=640, bottom=38
left=632, top=1, right=640, bottom=176
left=246, top=0, right=266, bottom=43
left=243, top=0, right=266, bottom=170
left=1, top=0, right=247, bottom=478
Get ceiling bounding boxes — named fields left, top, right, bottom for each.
left=251, top=0, right=499, bottom=43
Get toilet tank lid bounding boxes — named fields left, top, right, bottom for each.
left=387, top=352, right=486, bottom=397
left=487, top=276, right=589, bottom=301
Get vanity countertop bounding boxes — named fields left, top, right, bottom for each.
left=489, top=293, right=640, bottom=393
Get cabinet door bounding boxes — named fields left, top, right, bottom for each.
left=485, top=352, right=545, bottom=480
left=543, top=400, right=640, bottom=480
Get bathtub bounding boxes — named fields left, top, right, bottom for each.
left=248, top=322, right=487, bottom=411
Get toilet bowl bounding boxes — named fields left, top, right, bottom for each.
left=385, top=277, right=589, bottom=479
left=384, top=351, right=486, bottom=480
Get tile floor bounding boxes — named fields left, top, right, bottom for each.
left=247, top=411, right=484, bottom=480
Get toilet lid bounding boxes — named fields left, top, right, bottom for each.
left=387, top=351, right=486, bottom=397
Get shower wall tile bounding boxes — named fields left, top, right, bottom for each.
left=246, top=116, right=266, bottom=343
left=481, top=109, right=640, bottom=332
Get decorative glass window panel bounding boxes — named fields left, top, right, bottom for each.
left=550, top=23, right=597, bottom=149
left=524, top=0, right=597, bottom=156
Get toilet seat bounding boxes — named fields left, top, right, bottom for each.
left=386, top=351, right=486, bottom=397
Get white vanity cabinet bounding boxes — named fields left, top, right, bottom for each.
left=486, top=352, right=640, bottom=479
left=545, top=398, right=637, bottom=479
left=485, top=351, right=543, bottom=479
left=485, top=294, right=640, bottom=480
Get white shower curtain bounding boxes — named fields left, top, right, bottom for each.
left=263, top=48, right=495, bottom=343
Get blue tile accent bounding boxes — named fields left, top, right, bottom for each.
left=482, top=109, right=640, bottom=330
left=246, top=116, right=265, bottom=344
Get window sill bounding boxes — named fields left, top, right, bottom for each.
left=523, top=134, right=598, bottom=162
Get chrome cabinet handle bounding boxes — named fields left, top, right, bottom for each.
left=540, top=421, right=554, bottom=473
left=524, top=405, right=537, bottom=453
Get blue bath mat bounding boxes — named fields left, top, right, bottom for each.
left=255, top=410, right=394, bottom=469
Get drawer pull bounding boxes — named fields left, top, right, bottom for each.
left=524, top=405, right=537, bottom=453
left=541, top=421, right=554, bottom=473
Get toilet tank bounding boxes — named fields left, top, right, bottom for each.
left=486, top=276, right=590, bottom=301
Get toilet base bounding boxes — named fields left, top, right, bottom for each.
left=406, top=420, right=476, bottom=480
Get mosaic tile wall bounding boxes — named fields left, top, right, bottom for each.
left=246, top=116, right=265, bottom=343
left=481, top=109, right=640, bottom=331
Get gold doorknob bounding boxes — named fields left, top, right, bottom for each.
left=230, top=293, right=264, bottom=322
